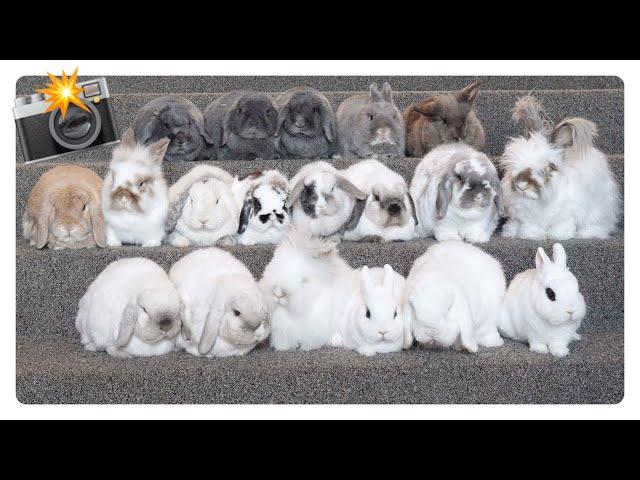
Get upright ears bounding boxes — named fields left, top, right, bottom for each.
left=550, top=118, right=597, bottom=151
left=382, top=264, right=394, bottom=291
left=148, top=137, right=170, bottom=164
left=361, top=265, right=374, bottom=296
left=35, top=201, right=54, bottom=249
left=368, top=82, right=393, bottom=103
left=121, top=128, right=136, bottom=148
left=116, top=303, right=138, bottom=348
left=435, top=173, right=454, bottom=220
left=535, top=243, right=567, bottom=271
left=455, top=80, right=481, bottom=103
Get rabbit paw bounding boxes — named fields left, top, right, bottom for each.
left=529, top=342, right=549, bottom=355
left=329, top=333, right=344, bottom=348
left=170, top=235, right=190, bottom=247
left=549, top=343, right=570, bottom=358
left=357, top=346, right=377, bottom=357
left=478, top=333, right=504, bottom=348
left=572, top=333, right=582, bottom=341
left=142, top=240, right=161, bottom=247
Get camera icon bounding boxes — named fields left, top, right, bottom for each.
left=15, top=77, right=119, bottom=163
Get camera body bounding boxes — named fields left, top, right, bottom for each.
left=14, top=77, right=118, bottom=163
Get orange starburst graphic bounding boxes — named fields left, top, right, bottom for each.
left=36, top=67, right=90, bottom=119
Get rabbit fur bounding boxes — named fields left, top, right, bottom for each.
left=23, top=164, right=106, bottom=249
left=500, top=95, right=620, bottom=240
left=101, top=129, right=170, bottom=247
left=336, top=82, right=405, bottom=159
left=404, top=80, right=485, bottom=157
left=169, top=248, right=269, bottom=357
left=165, top=164, right=238, bottom=247
left=76, top=257, right=182, bottom=358
left=499, top=243, right=586, bottom=357
left=341, top=159, right=418, bottom=242
left=406, top=241, right=506, bottom=353
left=287, top=161, right=367, bottom=238
left=410, top=143, right=504, bottom=243
left=275, top=86, right=336, bottom=159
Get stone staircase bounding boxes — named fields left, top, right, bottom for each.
left=15, top=76, right=624, bottom=404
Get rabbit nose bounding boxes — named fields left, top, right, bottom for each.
left=566, top=310, right=575, bottom=316
left=259, top=214, right=271, bottom=224
left=158, top=318, right=173, bottom=332
left=376, top=127, right=391, bottom=138
left=199, top=218, right=208, bottom=225
left=378, top=330, right=388, bottom=337
left=516, top=181, right=529, bottom=192
left=388, top=203, right=402, bottom=216
left=294, top=115, right=306, bottom=127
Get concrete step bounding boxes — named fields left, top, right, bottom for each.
left=15, top=333, right=623, bottom=404
left=15, top=90, right=624, bottom=159
left=16, top=75, right=624, bottom=95
left=16, top=232, right=624, bottom=338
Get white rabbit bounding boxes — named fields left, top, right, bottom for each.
left=500, top=95, right=620, bottom=240
left=233, top=170, right=291, bottom=245
left=337, top=265, right=413, bottom=356
left=169, top=248, right=269, bottom=357
left=499, top=243, right=586, bottom=357
left=410, top=143, right=504, bottom=243
left=101, top=128, right=170, bottom=247
left=75, top=257, right=182, bottom=358
left=406, top=241, right=505, bottom=353
left=165, top=164, right=238, bottom=247
left=259, top=226, right=354, bottom=351
left=287, top=161, right=367, bottom=238
left=340, top=159, right=418, bottom=242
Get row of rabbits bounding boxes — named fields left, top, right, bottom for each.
left=77, top=228, right=585, bottom=359
left=131, top=81, right=485, bottom=162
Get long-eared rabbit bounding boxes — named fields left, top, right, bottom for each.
left=101, top=128, right=170, bottom=247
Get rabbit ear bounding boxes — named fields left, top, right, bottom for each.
left=383, top=264, right=394, bottom=291
left=148, top=137, right=170, bottom=164
left=121, top=128, right=136, bottom=148
left=490, top=174, right=506, bottom=217
left=165, top=190, right=189, bottom=233
left=435, top=174, right=453, bottom=220
left=381, top=82, right=393, bottom=102
left=198, top=304, right=223, bottom=356
left=406, top=192, right=419, bottom=226
left=116, top=304, right=138, bottom=348
left=88, top=198, right=106, bottom=247
left=179, top=302, right=192, bottom=342
left=536, top=247, right=552, bottom=272
left=238, top=196, right=254, bottom=234
left=552, top=243, right=567, bottom=268
left=456, top=80, right=481, bottom=103
left=369, top=82, right=382, bottom=102
left=319, top=103, right=336, bottom=143
left=343, top=197, right=367, bottom=232
left=336, top=175, right=367, bottom=200
left=550, top=118, right=597, bottom=152
left=275, top=104, right=289, bottom=137
left=35, top=201, right=54, bottom=249
left=286, top=178, right=306, bottom=209
left=361, top=266, right=374, bottom=296
left=413, top=98, right=438, bottom=117
left=221, top=104, right=238, bottom=147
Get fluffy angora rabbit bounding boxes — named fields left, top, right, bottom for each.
left=23, top=164, right=105, bottom=249
left=403, top=80, right=485, bottom=157
left=165, top=165, right=238, bottom=247
left=406, top=241, right=505, bottom=353
left=202, top=91, right=279, bottom=160
left=76, top=258, right=182, bottom=358
left=101, top=129, right=170, bottom=247
left=169, top=248, right=269, bottom=357
left=275, top=86, right=336, bottom=159
left=341, top=159, right=418, bottom=242
left=410, top=143, right=504, bottom=243
left=500, top=243, right=585, bottom=358
left=287, top=161, right=367, bottom=238
left=500, top=95, right=620, bottom=240
left=133, top=96, right=205, bottom=162
left=336, top=82, right=405, bottom=159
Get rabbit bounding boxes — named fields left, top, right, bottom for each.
left=499, top=243, right=586, bottom=358
left=165, top=164, right=238, bottom=247
left=335, top=82, right=405, bottom=159
left=76, top=257, right=182, bottom=358
left=410, top=143, right=504, bottom=243
left=133, top=95, right=205, bottom=162
left=23, top=164, right=105, bottom=249
left=234, top=170, right=291, bottom=246
left=340, top=159, right=418, bottom=242
left=287, top=161, right=367, bottom=238
left=500, top=95, right=620, bottom=240
left=403, top=80, right=485, bottom=157
left=101, top=128, right=170, bottom=247
left=336, top=265, right=413, bottom=356
left=274, top=86, right=336, bottom=159
left=169, top=248, right=269, bottom=357
left=406, top=241, right=506, bottom=353
left=202, top=91, right=279, bottom=160
left=259, top=226, right=354, bottom=351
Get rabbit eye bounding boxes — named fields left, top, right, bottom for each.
left=367, top=114, right=374, bottom=121
left=394, top=310, right=397, bottom=318
left=233, top=309, right=241, bottom=317
left=189, top=196, right=194, bottom=205
left=216, top=198, right=220, bottom=205
left=82, top=203, right=88, bottom=212
left=455, top=174, right=463, bottom=182
left=142, top=306, right=148, bottom=314
left=138, top=180, right=145, bottom=188
left=163, top=122, right=171, bottom=130
left=373, top=194, right=380, bottom=202
left=546, top=288, right=556, bottom=302
left=442, top=118, right=448, bottom=125
left=366, top=308, right=371, bottom=319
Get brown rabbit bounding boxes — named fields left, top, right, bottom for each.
left=403, top=80, right=485, bottom=157
left=23, top=164, right=106, bottom=249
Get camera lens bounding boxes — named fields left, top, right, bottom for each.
left=57, top=106, right=92, bottom=139
left=49, top=101, right=102, bottom=150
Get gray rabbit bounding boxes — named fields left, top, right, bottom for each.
left=336, top=82, right=405, bottom=159
left=275, top=86, right=336, bottom=159
left=133, top=96, right=205, bottom=162
left=202, top=91, right=279, bottom=160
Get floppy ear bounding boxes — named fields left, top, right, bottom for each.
left=121, top=127, right=136, bottom=148
left=319, top=103, right=336, bottom=143
left=238, top=196, right=254, bottom=234
left=536, top=247, right=551, bottom=272
left=381, top=82, right=393, bottom=103
left=179, top=302, right=192, bottom=342
left=116, top=304, right=138, bottom=348
left=552, top=243, right=567, bottom=268
left=286, top=178, right=306, bottom=209
left=137, top=105, right=170, bottom=145
left=275, top=104, right=289, bottom=137
left=368, top=82, right=382, bottom=102
left=343, top=197, right=367, bottom=232
left=406, top=192, right=419, bottom=226
left=336, top=175, right=367, bottom=200
left=165, top=190, right=189, bottom=233
left=198, top=303, right=224, bottom=356
left=435, top=174, right=453, bottom=220
left=148, top=137, right=170, bottom=164
left=221, top=102, right=238, bottom=147
left=413, top=98, right=438, bottom=117
left=88, top=197, right=106, bottom=247
left=490, top=174, right=506, bottom=217
left=456, top=80, right=481, bottom=103
left=550, top=118, right=597, bottom=151
left=35, top=201, right=54, bottom=249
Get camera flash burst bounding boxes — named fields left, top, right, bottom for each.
left=36, top=67, right=90, bottom=119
